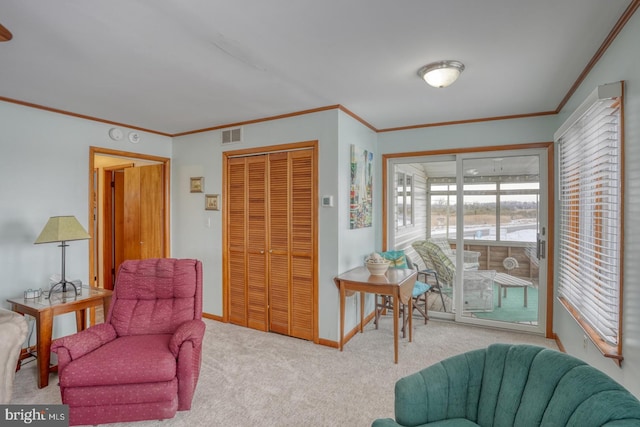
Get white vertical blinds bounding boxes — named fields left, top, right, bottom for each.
left=556, top=82, right=622, bottom=346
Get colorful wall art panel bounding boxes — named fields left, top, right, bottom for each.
left=350, top=144, right=373, bottom=229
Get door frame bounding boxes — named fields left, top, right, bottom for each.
left=88, top=146, right=171, bottom=288
left=382, top=142, right=555, bottom=338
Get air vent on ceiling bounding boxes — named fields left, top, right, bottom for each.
left=222, top=127, right=242, bottom=144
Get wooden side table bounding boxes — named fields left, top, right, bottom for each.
left=7, top=287, right=112, bottom=388
left=334, top=266, right=416, bottom=363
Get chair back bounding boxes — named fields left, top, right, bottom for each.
left=412, top=240, right=456, bottom=286
left=107, top=258, right=203, bottom=336
left=411, top=240, right=433, bottom=269
left=427, top=237, right=455, bottom=257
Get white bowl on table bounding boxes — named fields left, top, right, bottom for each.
left=366, top=260, right=391, bottom=275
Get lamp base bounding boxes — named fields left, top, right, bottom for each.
left=47, top=280, right=79, bottom=299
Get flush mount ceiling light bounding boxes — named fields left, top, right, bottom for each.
left=417, top=60, right=465, bottom=88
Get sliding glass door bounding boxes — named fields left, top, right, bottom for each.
left=388, top=148, right=548, bottom=334
left=456, top=150, right=547, bottom=334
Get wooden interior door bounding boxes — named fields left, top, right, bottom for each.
left=139, top=164, right=164, bottom=258
left=123, top=164, right=165, bottom=261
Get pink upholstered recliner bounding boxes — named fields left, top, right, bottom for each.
left=52, top=258, right=205, bottom=426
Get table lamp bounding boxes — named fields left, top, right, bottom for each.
left=34, top=216, right=90, bottom=299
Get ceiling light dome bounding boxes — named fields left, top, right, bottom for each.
left=418, top=60, right=465, bottom=88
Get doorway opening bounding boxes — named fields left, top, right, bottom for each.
left=88, top=147, right=171, bottom=289
left=384, top=143, right=553, bottom=336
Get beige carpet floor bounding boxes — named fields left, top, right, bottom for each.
left=11, top=316, right=557, bottom=427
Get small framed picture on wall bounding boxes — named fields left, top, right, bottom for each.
left=205, top=194, right=220, bottom=211
left=190, top=177, right=204, bottom=193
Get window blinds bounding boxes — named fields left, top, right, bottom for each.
left=556, top=82, right=622, bottom=346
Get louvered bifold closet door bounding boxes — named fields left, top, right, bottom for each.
left=267, top=150, right=315, bottom=339
left=268, top=152, right=291, bottom=335
left=246, top=156, right=268, bottom=331
left=289, top=150, right=314, bottom=340
left=227, top=146, right=315, bottom=340
left=227, top=158, right=248, bottom=326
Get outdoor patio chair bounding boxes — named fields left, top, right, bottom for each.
left=425, top=237, right=480, bottom=270
left=412, top=240, right=494, bottom=312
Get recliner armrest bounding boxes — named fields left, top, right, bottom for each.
left=169, top=319, right=206, bottom=357
left=51, top=323, right=117, bottom=364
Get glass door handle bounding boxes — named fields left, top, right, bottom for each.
left=537, top=235, right=546, bottom=259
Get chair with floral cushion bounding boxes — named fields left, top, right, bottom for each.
left=51, top=258, right=204, bottom=426
left=372, top=250, right=431, bottom=337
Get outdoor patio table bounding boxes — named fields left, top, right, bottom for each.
left=492, top=272, right=532, bottom=307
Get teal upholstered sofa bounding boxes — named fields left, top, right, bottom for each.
left=372, top=344, right=640, bottom=427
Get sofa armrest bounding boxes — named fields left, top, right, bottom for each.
left=169, top=319, right=206, bottom=358
left=51, top=323, right=117, bottom=372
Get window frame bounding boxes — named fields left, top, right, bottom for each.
left=428, top=176, right=539, bottom=242
left=396, top=171, right=414, bottom=228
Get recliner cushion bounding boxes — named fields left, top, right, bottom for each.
left=59, top=334, right=176, bottom=388
left=110, top=258, right=199, bottom=336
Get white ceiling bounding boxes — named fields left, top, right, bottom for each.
left=0, top=0, right=634, bottom=135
